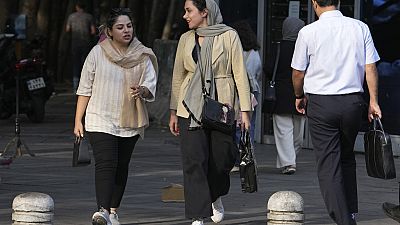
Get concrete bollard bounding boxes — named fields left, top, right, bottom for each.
left=267, top=191, right=304, bottom=225
left=12, top=192, right=54, bottom=225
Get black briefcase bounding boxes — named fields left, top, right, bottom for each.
left=364, top=117, right=396, bottom=179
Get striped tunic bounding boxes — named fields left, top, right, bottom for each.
left=76, top=45, right=157, bottom=137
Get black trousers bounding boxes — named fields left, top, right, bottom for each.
left=307, top=93, right=364, bottom=225
left=87, top=132, right=139, bottom=211
left=178, top=117, right=236, bottom=219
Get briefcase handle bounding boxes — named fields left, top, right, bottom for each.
left=373, top=116, right=389, bottom=143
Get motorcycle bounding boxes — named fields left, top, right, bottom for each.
left=0, top=33, right=53, bottom=123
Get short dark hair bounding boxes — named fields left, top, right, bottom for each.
left=188, top=0, right=207, bottom=12
left=314, top=0, right=339, bottom=7
left=75, top=1, right=87, bottom=10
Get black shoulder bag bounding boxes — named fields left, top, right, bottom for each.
left=196, top=37, right=235, bottom=135
left=262, top=42, right=280, bottom=114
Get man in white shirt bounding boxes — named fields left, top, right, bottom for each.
left=291, top=0, right=382, bottom=224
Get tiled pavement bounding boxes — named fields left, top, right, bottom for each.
left=0, top=93, right=399, bottom=225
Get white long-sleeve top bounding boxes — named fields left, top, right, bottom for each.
left=76, top=45, right=157, bottom=137
left=244, top=49, right=262, bottom=93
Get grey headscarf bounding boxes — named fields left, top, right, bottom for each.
left=282, top=17, right=305, bottom=41
left=182, top=0, right=233, bottom=128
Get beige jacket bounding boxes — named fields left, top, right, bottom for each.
left=170, top=30, right=252, bottom=118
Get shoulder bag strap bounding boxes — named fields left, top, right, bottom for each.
left=195, top=35, right=207, bottom=96
left=196, top=35, right=237, bottom=105
left=271, top=42, right=281, bottom=82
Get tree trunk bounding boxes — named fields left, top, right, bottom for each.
left=172, top=0, right=188, bottom=40
left=37, top=0, right=51, bottom=35
left=0, top=0, right=17, bottom=31
left=161, top=0, right=177, bottom=40
left=47, top=0, right=69, bottom=82
left=19, top=0, right=39, bottom=40
left=56, top=0, right=75, bottom=83
left=147, top=0, right=170, bottom=46
left=129, top=0, right=153, bottom=44
left=119, top=0, right=127, bottom=7
left=98, top=0, right=110, bottom=26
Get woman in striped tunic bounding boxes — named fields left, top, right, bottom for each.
left=73, top=8, right=158, bottom=225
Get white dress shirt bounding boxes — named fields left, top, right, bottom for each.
left=77, top=45, right=157, bottom=137
left=291, top=10, right=380, bottom=95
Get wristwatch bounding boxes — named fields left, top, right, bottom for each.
left=295, top=93, right=305, bottom=99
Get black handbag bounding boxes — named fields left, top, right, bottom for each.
left=195, top=36, right=235, bottom=135
left=364, top=117, right=396, bottom=179
left=72, top=136, right=91, bottom=167
left=239, top=130, right=258, bottom=193
left=202, top=96, right=235, bottom=135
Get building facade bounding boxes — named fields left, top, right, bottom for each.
left=220, top=0, right=400, bottom=154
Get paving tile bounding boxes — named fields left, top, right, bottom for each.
left=0, top=93, right=399, bottom=225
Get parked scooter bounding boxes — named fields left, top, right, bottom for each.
left=0, top=33, right=53, bottom=123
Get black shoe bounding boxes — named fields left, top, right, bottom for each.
left=382, top=202, right=400, bottom=222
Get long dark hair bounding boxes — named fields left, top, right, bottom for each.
left=230, top=20, right=260, bottom=51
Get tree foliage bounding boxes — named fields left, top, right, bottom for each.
left=0, top=0, right=188, bottom=84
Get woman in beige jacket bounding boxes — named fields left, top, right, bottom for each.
left=169, top=0, right=251, bottom=224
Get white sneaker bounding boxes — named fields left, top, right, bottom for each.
left=109, top=212, right=120, bottom=225
left=211, top=197, right=224, bottom=223
left=230, top=166, right=240, bottom=173
left=92, top=208, right=112, bottom=225
left=191, top=219, right=204, bottom=225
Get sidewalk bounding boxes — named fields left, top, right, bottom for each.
left=0, top=93, right=399, bottom=225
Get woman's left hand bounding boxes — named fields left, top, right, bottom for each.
left=241, top=111, right=251, bottom=131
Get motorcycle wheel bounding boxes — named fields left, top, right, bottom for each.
left=0, top=111, right=12, bottom=120
left=27, top=96, right=45, bottom=123
left=0, top=102, right=12, bottom=119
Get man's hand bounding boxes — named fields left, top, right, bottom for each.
left=368, top=102, right=381, bottom=122
left=292, top=69, right=306, bottom=114
left=295, top=97, right=307, bottom=114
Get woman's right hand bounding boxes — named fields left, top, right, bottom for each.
left=169, top=111, right=180, bottom=136
left=74, top=122, right=84, bottom=138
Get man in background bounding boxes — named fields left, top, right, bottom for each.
left=291, top=0, right=381, bottom=224
left=66, top=1, right=96, bottom=92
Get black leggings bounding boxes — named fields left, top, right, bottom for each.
left=87, top=132, right=139, bottom=211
